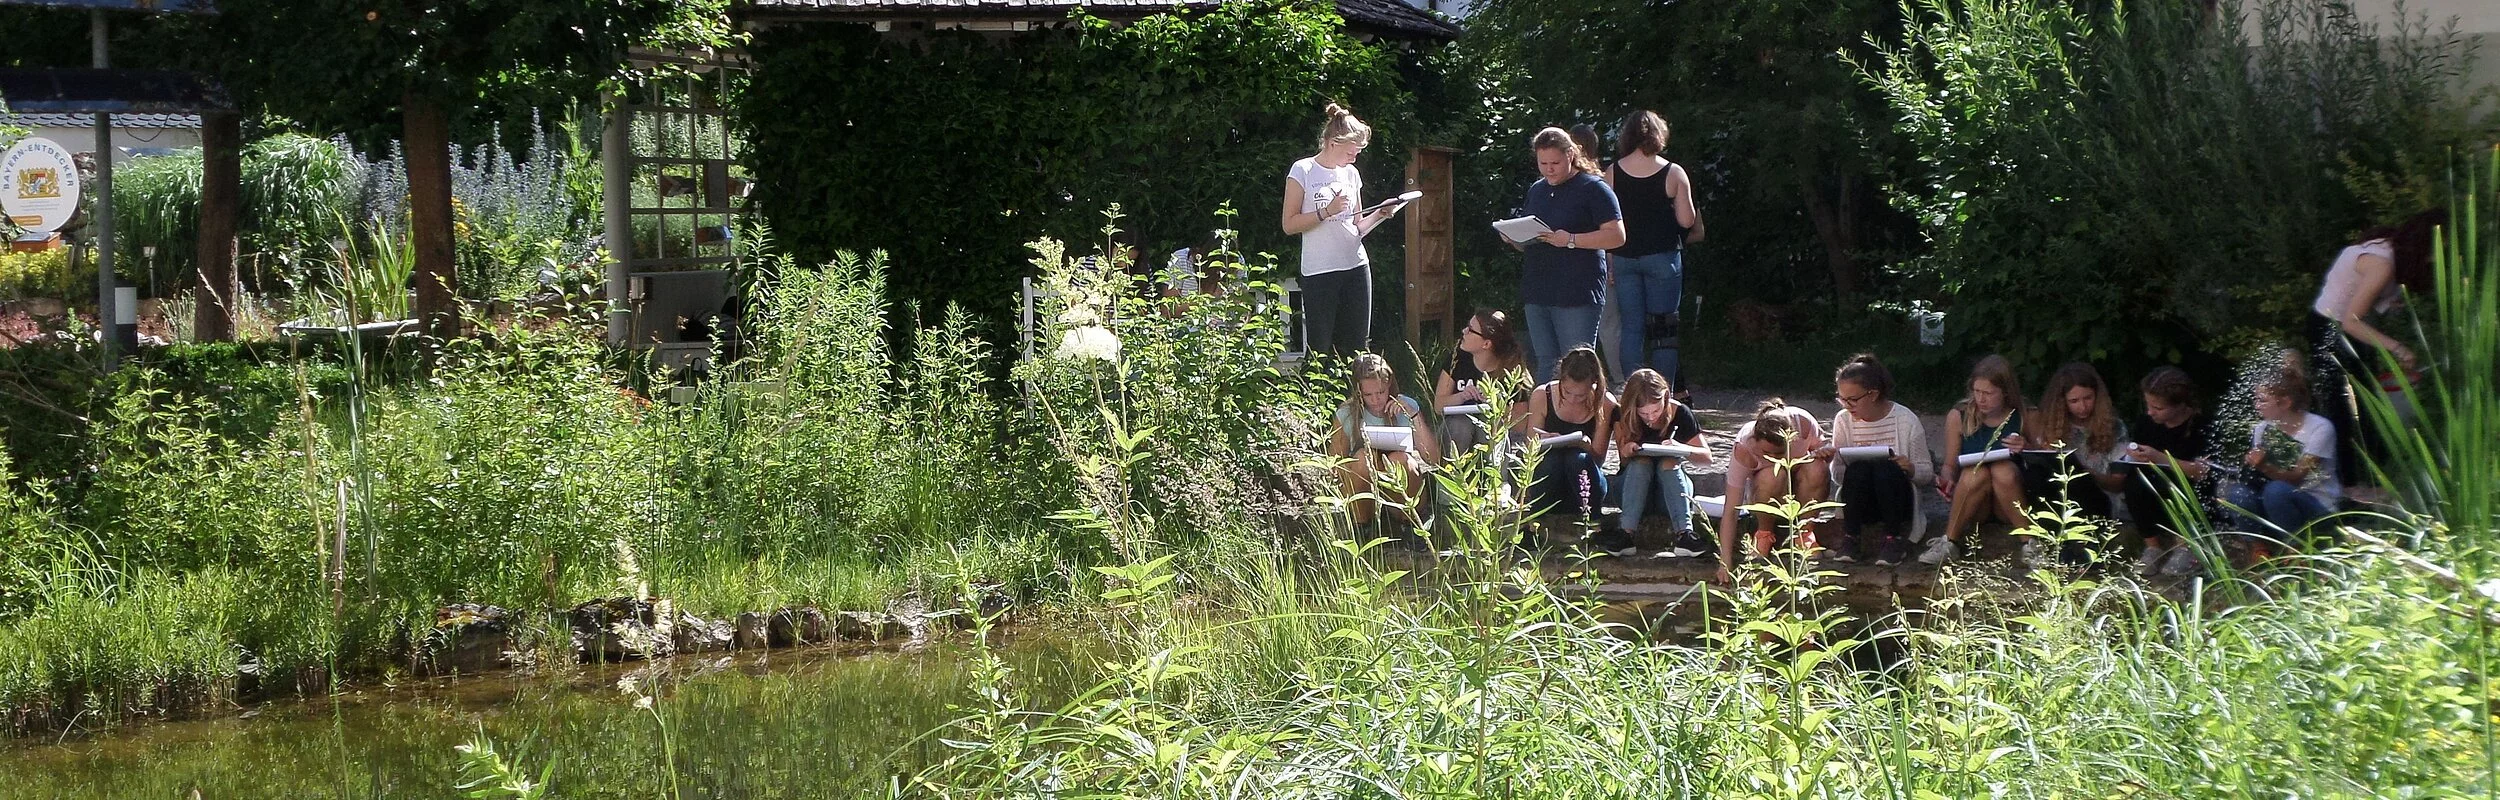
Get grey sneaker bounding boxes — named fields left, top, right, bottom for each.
left=1918, top=535, right=1961, bottom=565
left=2158, top=545, right=2203, bottom=577
left=2018, top=537, right=2049, bottom=568
left=2135, top=543, right=2169, bottom=578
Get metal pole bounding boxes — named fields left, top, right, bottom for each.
left=91, top=8, right=115, bottom=366
left=603, top=91, right=632, bottom=346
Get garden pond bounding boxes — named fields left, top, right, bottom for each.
left=3, top=631, right=1102, bottom=799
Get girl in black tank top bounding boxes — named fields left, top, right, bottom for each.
left=1542, top=384, right=1599, bottom=438
left=1611, top=164, right=1688, bottom=258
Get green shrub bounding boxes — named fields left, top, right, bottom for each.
left=0, top=248, right=73, bottom=300
left=741, top=0, right=1417, bottom=336
left=1862, top=0, right=2489, bottom=375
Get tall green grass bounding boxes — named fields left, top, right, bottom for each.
left=889, top=154, right=2500, bottom=797
left=0, top=215, right=1319, bottom=732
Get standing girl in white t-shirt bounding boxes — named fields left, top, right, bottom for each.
left=1281, top=104, right=1406, bottom=358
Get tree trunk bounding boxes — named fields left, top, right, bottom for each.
left=403, top=91, right=460, bottom=342
left=193, top=112, right=241, bottom=342
left=1799, top=172, right=1862, bottom=298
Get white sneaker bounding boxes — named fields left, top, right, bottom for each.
left=2135, top=543, right=2169, bottom=578
left=1918, top=535, right=1960, bottom=565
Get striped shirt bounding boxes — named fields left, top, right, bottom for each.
left=1831, top=401, right=1933, bottom=483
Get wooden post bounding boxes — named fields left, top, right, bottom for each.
left=403, top=92, right=460, bottom=343
left=1404, top=146, right=1457, bottom=346
left=194, top=112, right=241, bottom=341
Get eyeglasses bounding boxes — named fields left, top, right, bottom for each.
left=1462, top=326, right=1486, bottom=338
left=1837, top=390, right=1871, bottom=406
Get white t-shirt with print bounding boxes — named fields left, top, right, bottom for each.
left=2252, top=412, right=2342, bottom=506
left=1288, top=157, right=1367, bottom=277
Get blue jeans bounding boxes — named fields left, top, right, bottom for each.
left=2225, top=480, right=2330, bottom=542
left=1616, top=456, right=1694, bottom=533
left=1523, top=302, right=1603, bottom=384
left=1613, top=250, right=1682, bottom=381
left=1529, top=447, right=1608, bottom=522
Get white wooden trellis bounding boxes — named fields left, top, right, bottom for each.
left=603, top=47, right=751, bottom=355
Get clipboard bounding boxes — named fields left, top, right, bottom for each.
left=1493, top=216, right=1552, bottom=244
left=1360, top=190, right=1423, bottom=215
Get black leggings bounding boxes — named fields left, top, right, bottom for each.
left=2122, top=466, right=2200, bottom=544
left=2305, top=311, right=2376, bottom=487
left=2020, top=454, right=2113, bottom=520
left=1302, top=264, right=1372, bottom=357
left=1841, top=458, right=1916, bottom=539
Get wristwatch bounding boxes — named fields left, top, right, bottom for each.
left=1567, top=233, right=1577, bottom=249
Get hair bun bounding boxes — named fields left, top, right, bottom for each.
left=1324, top=102, right=1351, bottom=119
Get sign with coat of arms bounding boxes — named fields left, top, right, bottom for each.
left=0, top=137, right=82, bottom=234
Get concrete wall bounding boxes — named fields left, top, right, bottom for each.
left=2338, top=0, right=2499, bottom=113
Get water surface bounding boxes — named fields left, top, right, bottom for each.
left=6, top=633, right=1100, bottom=799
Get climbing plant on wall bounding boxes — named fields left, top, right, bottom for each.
left=741, top=0, right=1420, bottom=333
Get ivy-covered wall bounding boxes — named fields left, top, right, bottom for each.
left=741, top=1, right=1424, bottom=333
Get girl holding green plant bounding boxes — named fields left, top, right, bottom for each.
left=1329, top=353, right=1439, bottom=532
left=1935, top=354, right=2033, bottom=564
left=2227, top=363, right=2340, bottom=555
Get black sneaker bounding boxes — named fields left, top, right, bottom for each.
left=1873, top=536, right=1909, bottom=566
left=1667, top=529, right=1712, bottom=559
left=1821, top=528, right=1859, bottom=564
left=1589, top=528, right=1640, bottom=557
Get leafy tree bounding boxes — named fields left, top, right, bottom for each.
left=177, top=0, right=731, bottom=339
left=740, top=0, right=1414, bottom=335
left=1861, top=0, right=2487, bottom=374
left=1458, top=0, right=1912, bottom=301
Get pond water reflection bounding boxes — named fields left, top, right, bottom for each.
left=6, top=632, right=1101, bottom=799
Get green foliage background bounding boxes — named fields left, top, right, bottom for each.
left=1864, top=0, right=2492, bottom=380
left=740, top=1, right=1418, bottom=334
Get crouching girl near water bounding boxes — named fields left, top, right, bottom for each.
left=1718, top=398, right=1828, bottom=582
left=1595, top=368, right=1710, bottom=557
left=1328, top=353, right=1441, bottom=530
left=1817, top=353, right=1933, bottom=566
left=1524, top=347, right=1614, bottom=542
